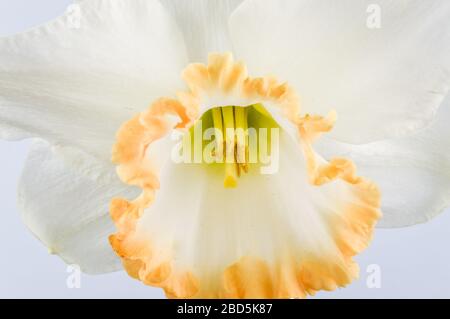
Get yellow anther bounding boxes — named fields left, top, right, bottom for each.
left=234, top=107, right=248, bottom=164
left=222, top=106, right=238, bottom=188
left=211, top=107, right=224, bottom=162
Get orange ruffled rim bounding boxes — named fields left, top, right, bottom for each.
left=109, top=53, right=382, bottom=298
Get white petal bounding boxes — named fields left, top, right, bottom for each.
left=18, top=140, right=139, bottom=274
left=230, top=0, right=450, bottom=143
left=0, top=0, right=187, bottom=162
left=159, top=0, right=244, bottom=62
left=316, top=96, right=450, bottom=228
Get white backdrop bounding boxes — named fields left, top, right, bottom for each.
left=0, top=0, right=449, bottom=298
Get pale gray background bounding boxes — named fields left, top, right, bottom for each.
left=0, top=0, right=449, bottom=299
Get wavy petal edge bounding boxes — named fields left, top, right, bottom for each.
left=109, top=53, right=381, bottom=298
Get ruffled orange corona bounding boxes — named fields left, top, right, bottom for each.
left=109, top=53, right=381, bottom=298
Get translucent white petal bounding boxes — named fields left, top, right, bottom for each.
left=0, top=0, right=187, bottom=162
left=230, top=0, right=450, bottom=143
left=18, top=140, right=139, bottom=274
left=160, top=0, right=244, bottom=62
left=316, top=96, right=450, bottom=228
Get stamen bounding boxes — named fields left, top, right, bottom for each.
left=211, top=108, right=224, bottom=163
left=222, top=106, right=238, bottom=188
left=191, top=104, right=278, bottom=188
left=234, top=107, right=249, bottom=173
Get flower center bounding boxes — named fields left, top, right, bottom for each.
left=112, top=52, right=301, bottom=196
left=183, top=104, right=280, bottom=188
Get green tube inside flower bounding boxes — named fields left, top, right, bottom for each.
left=185, top=104, right=280, bottom=188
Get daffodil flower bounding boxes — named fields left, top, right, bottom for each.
left=1, top=0, right=449, bottom=298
